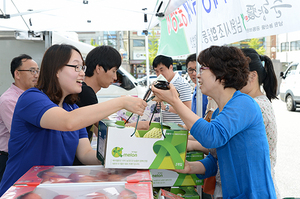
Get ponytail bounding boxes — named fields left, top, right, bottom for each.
left=260, top=55, right=278, bottom=101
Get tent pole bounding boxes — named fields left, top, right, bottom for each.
left=3, top=0, right=6, bottom=14
left=196, top=1, right=203, bottom=118
left=196, top=0, right=203, bottom=197
left=143, top=10, right=150, bottom=88
left=145, top=31, right=150, bottom=88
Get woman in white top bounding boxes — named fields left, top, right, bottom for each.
left=240, top=48, right=280, bottom=199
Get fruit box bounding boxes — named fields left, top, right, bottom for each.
left=1, top=186, right=37, bottom=199
left=185, top=151, right=204, bottom=162
left=150, top=169, right=203, bottom=187
left=151, top=151, right=204, bottom=187
left=170, top=186, right=200, bottom=199
left=3, top=182, right=153, bottom=199
left=36, top=182, right=153, bottom=199
left=158, top=188, right=184, bottom=199
left=98, top=121, right=188, bottom=170
left=14, top=165, right=151, bottom=186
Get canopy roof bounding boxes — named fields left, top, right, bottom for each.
left=0, top=0, right=186, bottom=31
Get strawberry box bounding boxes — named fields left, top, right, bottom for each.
left=2, top=182, right=153, bottom=199
left=98, top=121, right=188, bottom=170
left=35, top=182, right=153, bottom=199
left=1, top=186, right=37, bottom=199
left=14, top=165, right=151, bottom=186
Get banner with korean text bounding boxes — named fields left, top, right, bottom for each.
left=157, top=0, right=197, bottom=57
left=199, top=0, right=300, bottom=50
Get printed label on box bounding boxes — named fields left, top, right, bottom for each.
left=151, top=169, right=203, bottom=187
left=101, top=122, right=188, bottom=170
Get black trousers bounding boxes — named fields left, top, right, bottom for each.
left=0, top=151, right=8, bottom=182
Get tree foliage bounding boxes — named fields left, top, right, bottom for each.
left=148, top=29, right=159, bottom=66
left=90, top=39, right=99, bottom=47
left=247, top=38, right=265, bottom=55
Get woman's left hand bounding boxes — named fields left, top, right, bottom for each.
left=151, top=84, right=180, bottom=106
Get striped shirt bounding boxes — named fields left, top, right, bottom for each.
left=163, top=72, right=191, bottom=124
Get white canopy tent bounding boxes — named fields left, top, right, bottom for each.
left=0, top=0, right=186, bottom=86
left=0, top=0, right=186, bottom=32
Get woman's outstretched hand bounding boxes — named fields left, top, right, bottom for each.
left=122, top=96, right=147, bottom=116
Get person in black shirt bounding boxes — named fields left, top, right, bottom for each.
left=73, top=45, right=122, bottom=165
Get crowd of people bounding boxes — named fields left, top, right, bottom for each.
left=0, top=44, right=280, bottom=199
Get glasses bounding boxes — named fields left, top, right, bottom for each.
left=66, top=64, right=87, bottom=72
left=200, top=66, right=210, bottom=74
left=18, top=69, right=40, bottom=75
left=187, top=68, right=196, bottom=74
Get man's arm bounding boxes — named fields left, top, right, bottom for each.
left=162, top=100, right=191, bottom=114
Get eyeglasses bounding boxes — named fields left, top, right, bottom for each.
left=66, top=64, right=87, bottom=72
left=200, top=66, right=210, bottom=74
left=187, top=68, right=196, bottom=74
left=18, top=69, right=40, bottom=75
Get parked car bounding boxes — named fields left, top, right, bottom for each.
left=279, top=61, right=300, bottom=111
left=136, top=75, right=157, bottom=87
left=96, top=67, right=147, bottom=103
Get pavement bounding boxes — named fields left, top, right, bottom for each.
left=272, top=99, right=300, bottom=198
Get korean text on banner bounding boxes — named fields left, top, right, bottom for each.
left=198, top=0, right=300, bottom=50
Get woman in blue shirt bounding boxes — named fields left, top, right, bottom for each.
left=152, top=45, right=276, bottom=199
left=0, top=44, right=147, bottom=196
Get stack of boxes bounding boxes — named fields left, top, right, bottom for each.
left=1, top=165, right=153, bottom=198
left=151, top=151, right=204, bottom=199
left=2, top=121, right=205, bottom=198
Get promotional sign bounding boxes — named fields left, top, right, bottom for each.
left=158, top=0, right=197, bottom=57
left=159, top=0, right=300, bottom=57
left=198, top=0, right=300, bottom=49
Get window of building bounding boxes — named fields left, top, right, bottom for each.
left=281, top=42, right=289, bottom=52
left=297, top=41, right=300, bottom=51
left=133, top=39, right=145, bottom=47
left=290, top=41, right=297, bottom=51
left=103, top=31, right=117, bottom=48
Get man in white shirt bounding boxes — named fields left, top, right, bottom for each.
left=152, top=55, right=191, bottom=124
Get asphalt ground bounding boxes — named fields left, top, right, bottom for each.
left=272, top=99, right=300, bottom=198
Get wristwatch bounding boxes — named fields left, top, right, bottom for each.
left=165, top=104, right=170, bottom=112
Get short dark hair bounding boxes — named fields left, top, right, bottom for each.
left=197, top=45, right=250, bottom=90
left=186, top=53, right=196, bottom=68
left=152, top=55, right=173, bottom=70
left=85, top=45, right=121, bottom=77
left=36, top=44, right=84, bottom=105
left=10, top=54, right=32, bottom=78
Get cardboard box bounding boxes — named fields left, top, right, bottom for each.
left=35, top=182, right=153, bottom=199
left=15, top=165, right=151, bottom=186
left=185, top=151, right=204, bottom=162
left=158, top=188, right=184, bottom=199
left=1, top=186, right=37, bottom=199
left=151, top=169, right=203, bottom=187
left=98, top=121, right=188, bottom=170
left=3, top=182, right=153, bottom=199
left=151, top=151, right=204, bottom=187
left=170, top=187, right=200, bottom=199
